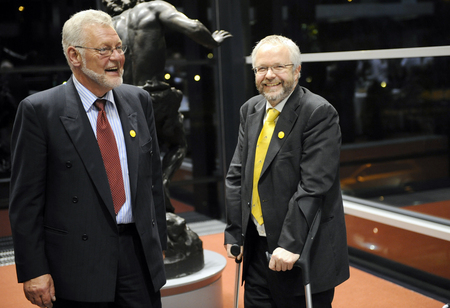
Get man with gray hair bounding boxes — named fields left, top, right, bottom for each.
left=224, top=35, right=349, bottom=307
left=9, top=9, right=167, bottom=308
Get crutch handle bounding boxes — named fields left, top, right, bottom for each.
left=231, top=244, right=242, bottom=263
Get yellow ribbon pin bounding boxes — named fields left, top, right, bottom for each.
left=278, top=131, right=285, bottom=139
left=130, top=130, right=136, bottom=138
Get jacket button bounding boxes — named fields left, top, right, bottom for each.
left=82, top=234, right=88, bottom=241
left=152, top=219, right=155, bottom=226
left=66, top=161, right=72, bottom=168
left=72, top=196, right=78, bottom=203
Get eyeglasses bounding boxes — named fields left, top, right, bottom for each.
left=74, top=45, right=127, bottom=57
left=253, top=64, right=294, bottom=75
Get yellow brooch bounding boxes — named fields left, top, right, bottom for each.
left=130, top=130, right=136, bottom=138
left=278, top=131, right=285, bottom=139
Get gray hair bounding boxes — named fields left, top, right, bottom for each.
left=251, top=35, right=302, bottom=72
left=62, top=10, right=113, bottom=66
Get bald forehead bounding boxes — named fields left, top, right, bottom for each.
left=254, top=44, right=290, bottom=66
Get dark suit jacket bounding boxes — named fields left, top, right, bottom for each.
left=9, top=77, right=167, bottom=302
left=225, top=85, right=349, bottom=294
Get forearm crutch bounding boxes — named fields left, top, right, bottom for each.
left=266, top=208, right=322, bottom=308
left=231, top=244, right=242, bottom=308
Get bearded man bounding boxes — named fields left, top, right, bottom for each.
left=9, top=9, right=167, bottom=308
left=224, top=35, right=349, bottom=308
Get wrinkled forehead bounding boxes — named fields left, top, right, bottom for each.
left=83, top=24, right=122, bottom=46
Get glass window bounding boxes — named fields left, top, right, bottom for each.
left=299, top=53, right=450, bottom=292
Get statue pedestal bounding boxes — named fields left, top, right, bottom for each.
left=161, top=250, right=227, bottom=308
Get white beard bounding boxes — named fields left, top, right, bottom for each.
left=258, top=78, right=295, bottom=104
left=81, top=57, right=123, bottom=90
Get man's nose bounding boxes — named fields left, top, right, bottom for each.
left=265, top=67, right=277, bottom=78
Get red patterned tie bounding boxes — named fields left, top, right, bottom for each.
left=95, top=99, right=126, bottom=215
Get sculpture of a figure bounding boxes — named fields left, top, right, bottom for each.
left=103, top=0, right=232, bottom=212
left=164, top=212, right=203, bottom=278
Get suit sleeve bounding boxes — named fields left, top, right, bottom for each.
left=143, top=92, right=168, bottom=251
left=278, top=103, right=341, bottom=254
left=9, top=99, right=50, bottom=282
left=224, top=106, right=245, bottom=246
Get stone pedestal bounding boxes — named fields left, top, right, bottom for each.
left=162, top=250, right=227, bottom=308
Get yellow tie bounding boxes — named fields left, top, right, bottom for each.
left=252, top=108, right=280, bottom=225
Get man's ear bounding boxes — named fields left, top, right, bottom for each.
left=67, top=47, right=82, bottom=67
left=295, top=65, right=302, bottom=81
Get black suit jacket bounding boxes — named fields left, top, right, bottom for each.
left=225, top=85, right=349, bottom=294
left=9, top=77, right=167, bottom=302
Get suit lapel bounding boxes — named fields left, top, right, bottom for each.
left=113, top=89, right=139, bottom=207
left=59, top=78, right=116, bottom=219
left=261, top=86, right=303, bottom=176
left=245, top=99, right=266, bottom=186
left=247, top=100, right=266, bottom=158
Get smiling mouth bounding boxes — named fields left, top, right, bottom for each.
left=264, top=82, right=281, bottom=88
left=105, top=66, right=119, bottom=72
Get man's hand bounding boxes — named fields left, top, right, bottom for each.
left=212, top=30, right=233, bottom=45
left=23, top=274, right=56, bottom=308
left=224, top=243, right=243, bottom=261
left=268, top=247, right=300, bottom=272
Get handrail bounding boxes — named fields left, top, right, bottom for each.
left=246, top=45, right=450, bottom=64
left=343, top=195, right=450, bottom=242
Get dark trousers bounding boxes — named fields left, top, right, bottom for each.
left=53, top=224, right=161, bottom=308
left=244, top=224, right=334, bottom=308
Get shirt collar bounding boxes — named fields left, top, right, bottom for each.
left=72, top=75, right=116, bottom=112
left=265, top=90, right=293, bottom=114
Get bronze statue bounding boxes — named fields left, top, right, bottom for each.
left=164, top=212, right=203, bottom=278
left=102, top=0, right=231, bottom=278
left=103, top=0, right=232, bottom=212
